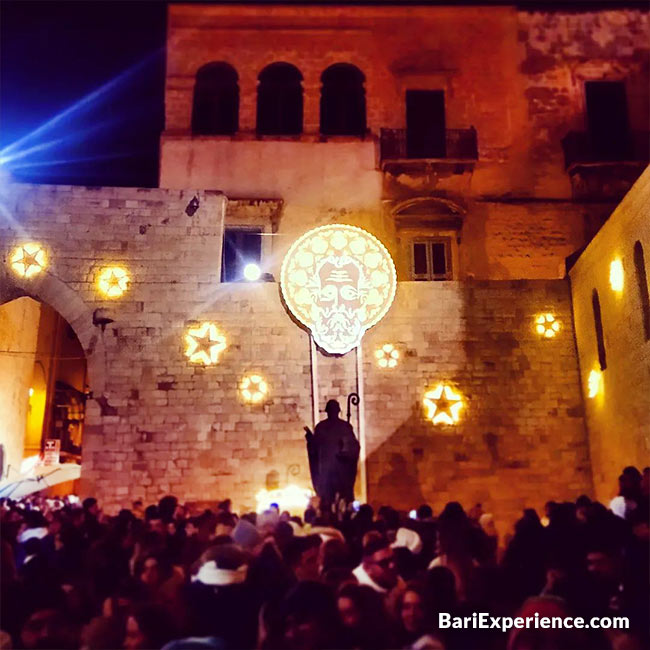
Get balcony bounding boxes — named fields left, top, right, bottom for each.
left=561, top=130, right=649, bottom=169
left=561, top=130, right=649, bottom=200
left=380, top=127, right=478, bottom=171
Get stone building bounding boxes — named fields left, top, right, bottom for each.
left=0, top=2, right=648, bottom=526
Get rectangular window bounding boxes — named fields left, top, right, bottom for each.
left=221, top=228, right=262, bottom=282
left=411, top=238, right=452, bottom=281
left=585, top=81, right=630, bottom=160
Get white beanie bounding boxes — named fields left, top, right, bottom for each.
left=391, top=527, right=423, bottom=555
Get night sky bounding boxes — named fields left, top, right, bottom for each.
left=0, top=0, right=641, bottom=188
left=0, top=1, right=166, bottom=187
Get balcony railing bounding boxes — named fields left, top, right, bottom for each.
left=380, top=127, right=478, bottom=162
left=561, top=130, right=649, bottom=169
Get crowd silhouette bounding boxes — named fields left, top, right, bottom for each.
left=1, top=466, right=648, bottom=650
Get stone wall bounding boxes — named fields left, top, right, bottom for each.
left=518, top=9, right=650, bottom=196
left=569, top=166, right=650, bottom=504
left=0, top=297, right=40, bottom=479
left=1, top=182, right=593, bottom=527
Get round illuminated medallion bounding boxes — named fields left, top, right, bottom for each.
left=280, top=225, right=397, bottom=354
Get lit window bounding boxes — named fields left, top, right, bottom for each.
left=222, top=228, right=262, bottom=282
left=411, top=238, right=452, bottom=281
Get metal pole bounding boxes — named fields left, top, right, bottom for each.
left=309, top=335, right=319, bottom=430
left=355, top=344, right=367, bottom=504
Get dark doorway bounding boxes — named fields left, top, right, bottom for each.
left=221, top=228, right=262, bottom=282
left=406, top=90, right=446, bottom=158
left=257, top=63, right=303, bottom=135
left=585, top=81, right=630, bottom=160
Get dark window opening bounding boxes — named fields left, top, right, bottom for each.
left=406, top=90, right=446, bottom=158
left=221, top=228, right=262, bottom=282
left=585, top=81, right=630, bottom=160
left=192, top=62, right=239, bottom=135
left=634, top=241, right=650, bottom=341
left=411, top=238, right=452, bottom=281
left=320, top=64, right=366, bottom=136
left=592, top=289, right=607, bottom=371
left=257, top=63, right=303, bottom=135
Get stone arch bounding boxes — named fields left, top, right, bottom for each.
left=391, top=196, right=465, bottom=230
left=392, top=196, right=465, bottom=218
left=0, top=268, right=106, bottom=396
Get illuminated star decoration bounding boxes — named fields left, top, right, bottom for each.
left=98, top=266, right=130, bottom=298
left=185, top=322, right=227, bottom=366
left=240, top=374, right=268, bottom=404
left=535, top=313, right=561, bottom=338
left=9, top=243, right=47, bottom=278
left=375, top=343, right=400, bottom=368
left=423, top=384, right=464, bottom=425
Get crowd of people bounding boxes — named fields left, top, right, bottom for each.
left=1, top=466, right=648, bottom=650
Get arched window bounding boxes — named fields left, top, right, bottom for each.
left=320, top=64, right=366, bottom=136
left=192, top=62, right=239, bottom=135
left=257, top=63, right=303, bottom=135
left=592, top=289, right=607, bottom=370
left=634, top=241, right=650, bottom=341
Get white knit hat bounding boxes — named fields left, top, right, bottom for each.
left=391, top=527, right=423, bottom=555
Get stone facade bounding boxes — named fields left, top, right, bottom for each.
left=161, top=4, right=648, bottom=280
left=2, top=3, right=648, bottom=525
left=1, top=183, right=592, bottom=528
left=569, top=166, right=650, bottom=505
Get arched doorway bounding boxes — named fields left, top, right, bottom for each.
left=0, top=296, right=88, bottom=492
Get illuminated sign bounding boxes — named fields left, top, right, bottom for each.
left=423, top=383, right=464, bottom=425
left=280, top=225, right=397, bottom=354
left=184, top=322, right=227, bottom=365
left=97, top=266, right=130, bottom=298
left=9, top=243, right=47, bottom=278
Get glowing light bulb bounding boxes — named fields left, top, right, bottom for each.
left=609, top=259, right=624, bottom=292
left=243, top=263, right=261, bottom=282
left=587, top=369, right=602, bottom=399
